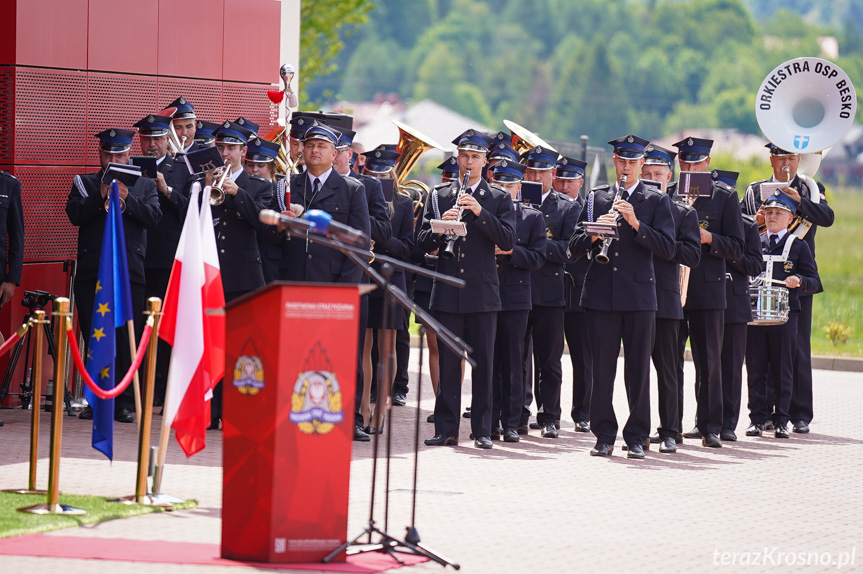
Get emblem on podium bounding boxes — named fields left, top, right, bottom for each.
left=290, top=342, right=344, bottom=434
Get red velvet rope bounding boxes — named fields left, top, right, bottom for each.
left=0, top=328, right=23, bottom=357
left=67, top=320, right=153, bottom=400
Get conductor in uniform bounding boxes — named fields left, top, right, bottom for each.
left=67, top=128, right=162, bottom=423
left=569, top=135, right=675, bottom=459
left=673, top=136, right=744, bottom=448
left=419, top=129, right=516, bottom=450
left=741, top=143, right=834, bottom=434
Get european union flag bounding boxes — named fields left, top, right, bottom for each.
left=84, top=180, right=133, bottom=460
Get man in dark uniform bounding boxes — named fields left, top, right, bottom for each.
left=521, top=145, right=579, bottom=439
left=0, top=168, right=24, bottom=427
left=741, top=143, right=834, bottom=434
left=67, top=128, right=162, bottom=423
left=136, top=114, right=193, bottom=408
left=419, top=129, right=516, bottom=449
left=489, top=160, right=546, bottom=442
left=438, top=157, right=459, bottom=184
left=243, top=137, right=282, bottom=283
left=641, top=144, right=701, bottom=454
left=161, top=97, right=200, bottom=155
left=569, top=135, right=675, bottom=459
left=206, top=120, right=272, bottom=429
left=673, top=136, right=744, bottom=449
left=554, top=156, right=592, bottom=434
left=712, top=169, right=763, bottom=441
left=194, top=120, right=219, bottom=147
left=745, top=191, right=819, bottom=438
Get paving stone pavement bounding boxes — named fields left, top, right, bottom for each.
left=1, top=355, right=861, bottom=573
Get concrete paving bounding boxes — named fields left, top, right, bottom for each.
left=1, top=355, right=861, bottom=573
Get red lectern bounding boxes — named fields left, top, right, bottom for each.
left=221, top=282, right=362, bottom=563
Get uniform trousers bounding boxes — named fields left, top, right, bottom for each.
left=687, top=309, right=725, bottom=435
left=524, top=305, right=564, bottom=425
left=355, top=293, right=369, bottom=425
left=434, top=310, right=497, bottom=439
left=210, top=289, right=248, bottom=423
left=492, top=310, right=529, bottom=430
left=721, top=322, right=748, bottom=432
left=564, top=311, right=592, bottom=423
left=789, top=294, right=814, bottom=425
left=651, top=318, right=680, bottom=439
left=144, top=267, right=172, bottom=404
left=746, top=312, right=798, bottom=427
left=587, top=309, right=654, bottom=446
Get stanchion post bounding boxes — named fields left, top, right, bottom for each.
left=28, top=310, right=46, bottom=492
left=136, top=298, right=161, bottom=503
left=18, top=297, right=85, bottom=515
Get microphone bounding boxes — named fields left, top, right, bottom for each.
left=259, top=209, right=313, bottom=232
left=304, top=209, right=369, bottom=247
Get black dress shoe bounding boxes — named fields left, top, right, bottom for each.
left=626, top=443, right=645, bottom=459
left=474, top=436, right=493, bottom=449
left=590, top=442, right=613, bottom=457
left=682, top=427, right=702, bottom=439
left=720, top=429, right=737, bottom=442
left=79, top=406, right=93, bottom=420
left=792, top=421, right=810, bottom=434
left=529, top=421, right=541, bottom=430
left=516, top=425, right=528, bottom=435
left=574, top=421, right=590, bottom=433
left=659, top=437, right=677, bottom=453
left=462, top=408, right=471, bottom=419
left=702, top=433, right=722, bottom=448
left=541, top=422, right=558, bottom=438
left=426, top=413, right=435, bottom=423
left=391, top=392, right=407, bottom=407
left=774, top=424, right=790, bottom=439
left=764, top=421, right=774, bottom=431
left=649, top=432, right=662, bottom=444
left=114, top=408, right=135, bottom=424
left=745, top=423, right=763, bottom=437
left=354, top=425, right=371, bottom=442
left=622, top=438, right=650, bottom=451
left=490, top=427, right=502, bottom=440
left=207, top=418, right=221, bottom=431
left=503, top=428, right=519, bottom=443
left=425, top=434, right=457, bottom=446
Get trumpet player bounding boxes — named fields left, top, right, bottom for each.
left=66, top=127, right=161, bottom=424
left=136, top=114, right=194, bottom=408
left=419, top=129, right=516, bottom=450
left=162, top=96, right=200, bottom=154
left=672, top=137, right=744, bottom=449
left=640, top=144, right=700, bottom=453
left=569, top=135, right=675, bottom=459
left=741, top=143, right=834, bottom=434
left=243, top=137, right=283, bottom=284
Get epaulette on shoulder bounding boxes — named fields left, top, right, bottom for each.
left=250, top=175, right=267, bottom=182
left=591, top=184, right=610, bottom=193
left=433, top=182, right=451, bottom=190
left=560, top=193, right=574, bottom=203
left=488, top=182, right=506, bottom=193
left=714, top=180, right=736, bottom=194
left=522, top=203, right=540, bottom=212
left=742, top=213, right=755, bottom=224
left=0, top=171, right=18, bottom=181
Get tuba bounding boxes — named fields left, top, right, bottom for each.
left=264, top=125, right=299, bottom=176
left=755, top=57, right=856, bottom=237
left=392, top=120, right=443, bottom=227
left=503, top=119, right=557, bottom=156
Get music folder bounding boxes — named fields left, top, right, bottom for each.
left=678, top=171, right=713, bottom=199
left=430, top=219, right=467, bottom=237
left=131, top=156, right=158, bottom=180
left=520, top=181, right=543, bottom=206
left=583, top=221, right=619, bottom=239
left=101, top=163, right=142, bottom=187
left=184, top=146, right=225, bottom=175
left=759, top=181, right=791, bottom=202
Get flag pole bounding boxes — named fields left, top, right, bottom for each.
left=127, top=320, right=142, bottom=433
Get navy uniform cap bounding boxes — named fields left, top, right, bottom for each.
left=246, top=137, right=280, bottom=163
left=555, top=156, right=587, bottom=180
left=195, top=120, right=220, bottom=144
left=376, top=143, right=397, bottom=152
left=672, top=136, right=713, bottom=162
left=711, top=169, right=739, bottom=187
left=134, top=114, right=172, bottom=137
left=362, top=148, right=401, bottom=174
left=95, top=128, right=136, bottom=153
left=333, top=127, right=356, bottom=148
left=488, top=141, right=520, bottom=162
left=644, top=143, right=676, bottom=167
left=608, top=135, right=649, bottom=159
left=452, top=129, right=492, bottom=153
left=490, top=131, right=511, bottom=144
left=234, top=117, right=260, bottom=137
left=437, top=156, right=459, bottom=176
left=763, top=189, right=799, bottom=213
left=302, top=121, right=340, bottom=146
left=490, top=159, right=527, bottom=183
left=765, top=142, right=799, bottom=156
left=213, top=121, right=253, bottom=145
left=163, top=96, right=195, bottom=120
left=289, top=114, right=315, bottom=139
left=520, top=145, right=558, bottom=170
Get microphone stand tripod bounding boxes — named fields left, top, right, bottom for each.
left=279, top=228, right=464, bottom=569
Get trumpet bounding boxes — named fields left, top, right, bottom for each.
left=209, top=167, right=230, bottom=206
left=595, top=174, right=626, bottom=264
left=168, top=121, right=185, bottom=157
left=104, top=188, right=126, bottom=213
left=441, top=169, right=470, bottom=259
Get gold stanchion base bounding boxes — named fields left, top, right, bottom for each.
left=107, top=494, right=178, bottom=508
left=3, top=488, right=49, bottom=495
left=18, top=503, right=86, bottom=515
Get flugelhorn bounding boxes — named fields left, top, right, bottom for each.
left=595, top=174, right=626, bottom=264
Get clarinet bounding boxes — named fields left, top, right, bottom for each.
left=441, top=169, right=471, bottom=259
left=595, top=174, right=627, bottom=264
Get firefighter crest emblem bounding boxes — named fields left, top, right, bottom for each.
left=290, top=342, right=344, bottom=435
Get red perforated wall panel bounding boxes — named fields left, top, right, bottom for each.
left=0, top=67, right=14, bottom=164
left=223, top=82, right=279, bottom=136
left=157, top=78, right=224, bottom=123
left=86, top=73, right=160, bottom=162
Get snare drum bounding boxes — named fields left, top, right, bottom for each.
left=748, top=285, right=789, bottom=325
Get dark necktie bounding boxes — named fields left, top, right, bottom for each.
left=769, top=234, right=778, bottom=251
left=313, top=178, right=321, bottom=196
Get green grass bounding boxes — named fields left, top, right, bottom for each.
left=0, top=492, right=197, bottom=539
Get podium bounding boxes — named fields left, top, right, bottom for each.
left=221, top=282, right=363, bottom=563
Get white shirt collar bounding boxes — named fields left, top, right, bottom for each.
left=769, top=229, right=788, bottom=242
left=541, top=190, right=553, bottom=205
left=156, top=155, right=166, bottom=166
left=307, top=167, right=333, bottom=189
left=230, top=166, right=244, bottom=182
left=615, top=180, right=639, bottom=195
